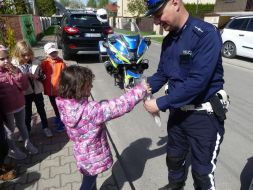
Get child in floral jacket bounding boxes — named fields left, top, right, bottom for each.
left=56, top=65, right=150, bottom=190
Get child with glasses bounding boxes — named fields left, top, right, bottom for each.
left=0, top=45, right=38, bottom=160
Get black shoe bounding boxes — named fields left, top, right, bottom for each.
left=158, top=183, right=184, bottom=190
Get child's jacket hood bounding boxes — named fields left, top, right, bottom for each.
left=56, top=98, right=87, bottom=128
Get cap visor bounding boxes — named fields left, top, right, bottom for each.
left=144, top=2, right=166, bottom=17
left=47, top=49, right=58, bottom=54
left=145, top=10, right=155, bottom=17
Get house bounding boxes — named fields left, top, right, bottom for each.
left=116, top=0, right=217, bottom=33
left=204, top=0, right=253, bottom=28
left=117, top=0, right=134, bottom=17
left=106, top=2, right=118, bottom=15
left=214, top=0, right=253, bottom=12
left=116, top=0, right=216, bottom=18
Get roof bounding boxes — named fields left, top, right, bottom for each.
left=106, top=3, right=117, bottom=12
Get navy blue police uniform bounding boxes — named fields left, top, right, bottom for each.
left=148, top=16, right=225, bottom=189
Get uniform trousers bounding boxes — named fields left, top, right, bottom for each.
left=166, top=109, right=224, bottom=190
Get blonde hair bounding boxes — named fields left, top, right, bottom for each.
left=13, top=40, right=34, bottom=64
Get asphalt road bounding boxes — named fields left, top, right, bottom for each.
left=73, top=42, right=253, bottom=190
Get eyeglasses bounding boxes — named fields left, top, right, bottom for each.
left=0, top=56, right=9, bottom=61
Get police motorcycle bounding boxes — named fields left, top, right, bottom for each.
left=99, top=20, right=151, bottom=89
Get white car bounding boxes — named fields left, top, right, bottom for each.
left=221, top=15, right=253, bottom=59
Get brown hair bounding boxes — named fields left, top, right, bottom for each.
left=58, top=65, right=95, bottom=101
left=12, top=40, right=34, bottom=64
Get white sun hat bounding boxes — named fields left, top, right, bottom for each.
left=44, top=42, right=58, bottom=55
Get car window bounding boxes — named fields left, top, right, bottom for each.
left=70, top=14, right=107, bottom=26
left=247, top=18, right=253, bottom=32
left=228, top=18, right=250, bottom=30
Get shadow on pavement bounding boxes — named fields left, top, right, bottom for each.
left=0, top=116, right=69, bottom=190
left=0, top=171, right=41, bottom=189
left=240, top=156, right=253, bottom=190
left=101, top=137, right=167, bottom=189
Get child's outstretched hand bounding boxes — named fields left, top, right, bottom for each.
left=140, top=76, right=152, bottom=94
left=143, top=82, right=152, bottom=94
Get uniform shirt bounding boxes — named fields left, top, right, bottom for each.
left=148, top=16, right=224, bottom=111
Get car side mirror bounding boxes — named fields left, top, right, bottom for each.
left=102, top=41, right=109, bottom=48
left=144, top=37, right=151, bottom=46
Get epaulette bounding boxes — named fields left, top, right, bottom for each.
left=192, top=25, right=204, bottom=36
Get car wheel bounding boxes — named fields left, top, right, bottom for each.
left=222, top=41, right=236, bottom=58
left=62, top=46, right=71, bottom=60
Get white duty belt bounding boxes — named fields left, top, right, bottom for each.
left=181, top=102, right=213, bottom=112
left=180, top=89, right=230, bottom=113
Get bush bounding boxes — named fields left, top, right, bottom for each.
left=185, top=3, right=214, bottom=19
left=0, top=18, right=16, bottom=55
left=5, top=27, right=16, bottom=55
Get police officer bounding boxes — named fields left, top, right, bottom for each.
left=143, top=0, right=226, bottom=189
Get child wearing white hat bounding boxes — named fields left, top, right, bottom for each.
left=41, top=42, right=66, bottom=132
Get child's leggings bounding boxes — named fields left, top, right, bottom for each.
left=4, top=108, right=29, bottom=150
left=80, top=174, right=97, bottom=190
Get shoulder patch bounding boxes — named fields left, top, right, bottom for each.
left=193, top=26, right=204, bottom=36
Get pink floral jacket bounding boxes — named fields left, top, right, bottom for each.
left=56, top=83, right=146, bottom=176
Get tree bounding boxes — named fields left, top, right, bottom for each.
left=36, top=0, right=56, bottom=17
left=128, top=0, right=147, bottom=17
left=87, top=0, right=97, bottom=8
left=0, top=0, right=29, bottom=14
left=97, top=0, right=108, bottom=8
left=59, top=0, right=70, bottom=7
left=68, top=1, right=85, bottom=9
left=59, top=0, right=85, bottom=9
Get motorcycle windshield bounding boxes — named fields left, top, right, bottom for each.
left=137, top=38, right=148, bottom=58
left=112, top=37, right=129, bottom=62
left=119, top=20, right=141, bottom=61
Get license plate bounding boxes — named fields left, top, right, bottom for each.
left=85, top=33, right=101, bottom=37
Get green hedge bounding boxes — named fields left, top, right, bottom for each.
left=185, top=3, right=214, bottom=19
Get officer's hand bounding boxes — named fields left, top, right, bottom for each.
left=143, top=99, right=159, bottom=113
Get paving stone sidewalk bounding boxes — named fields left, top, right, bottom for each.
left=0, top=35, right=119, bottom=190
